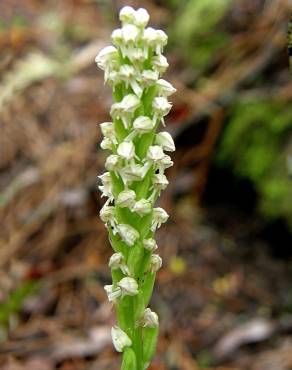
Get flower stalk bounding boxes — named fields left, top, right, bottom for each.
left=96, top=6, right=175, bottom=370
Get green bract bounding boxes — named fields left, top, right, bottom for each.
left=96, top=6, right=175, bottom=370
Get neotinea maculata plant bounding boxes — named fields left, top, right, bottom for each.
left=95, top=6, right=176, bottom=370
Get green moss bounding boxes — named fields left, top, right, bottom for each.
left=217, top=99, right=292, bottom=227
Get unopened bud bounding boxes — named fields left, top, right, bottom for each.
left=118, top=277, right=139, bottom=296
left=133, top=199, right=152, bottom=216
left=133, top=116, right=155, bottom=134
left=147, top=145, right=165, bottom=162
left=111, top=325, right=132, bottom=352
left=116, top=189, right=136, bottom=208
left=141, top=308, right=159, bottom=327
left=143, top=238, right=158, bottom=252
left=155, top=131, right=175, bottom=152
left=149, top=254, right=162, bottom=273
left=117, top=141, right=135, bottom=160
left=117, top=224, right=139, bottom=246
left=104, top=284, right=122, bottom=302
left=156, top=79, right=176, bottom=97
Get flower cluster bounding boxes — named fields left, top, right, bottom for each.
left=96, top=5, right=175, bottom=366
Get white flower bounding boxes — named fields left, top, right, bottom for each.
left=141, top=308, right=159, bottom=327
left=143, top=238, right=158, bottom=252
left=149, top=254, right=162, bottom=273
left=119, top=6, right=136, bottom=25
left=117, top=141, right=135, bottom=161
left=111, top=28, right=123, bottom=46
left=120, top=163, right=150, bottom=185
left=105, top=155, right=122, bottom=172
left=111, top=326, right=132, bottom=352
left=152, top=54, right=169, bottom=74
left=98, top=172, right=113, bottom=200
left=118, top=277, right=139, bottom=296
left=152, top=97, right=172, bottom=117
left=155, top=30, right=168, bottom=54
left=147, top=145, right=165, bottom=163
left=100, top=122, right=117, bottom=144
left=133, top=116, right=154, bottom=134
left=155, top=131, right=175, bottom=151
left=141, top=70, right=159, bottom=88
left=152, top=173, right=169, bottom=191
left=116, top=189, right=136, bottom=209
left=117, top=224, right=139, bottom=246
left=119, top=64, right=142, bottom=97
left=95, top=46, right=119, bottom=70
left=99, top=204, right=115, bottom=223
left=106, top=70, right=122, bottom=88
left=157, top=154, right=173, bottom=172
left=100, top=137, right=113, bottom=150
left=133, top=199, right=152, bottom=216
left=122, top=24, right=140, bottom=44
left=134, top=8, right=150, bottom=28
left=109, top=252, right=130, bottom=275
left=104, top=285, right=122, bottom=303
left=128, top=48, right=146, bottom=65
left=151, top=207, right=169, bottom=231
left=120, top=94, right=141, bottom=114
left=156, top=79, right=176, bottom=97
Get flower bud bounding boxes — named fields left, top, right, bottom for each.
left=143, top=27, right=158, bottom=48
left=120, top=163, right=149, bottom=184
left=111, top=325, right=132, bottom=352
left=117, top=141, right=135, bottom=161
left=116, top=189, right=136, bottom=209
left=109, top=252, right=130, bottom=276
left=147, top=145, right=165, bottom=163
left=133, top=199, right=152, bottom=216
left=152, top=97, right=172, bottom=117
left=143, top=238, right=158, bottom=252
left=133, top=116, right=155, bottom=134
left=119, top=6, right=136, bottom=25
left=135, top=8, right=150, bottom=28
left=117, top=224, right=139, bottom=246
left=111, top=28, right=123, bottom=46
left=152, top=173, right=169, bottom=191
left=118, top=277, right=139, bottom=296
left=155, top=131, right=175, bottom=152
left=104, top=284, right=122, bottom=302
left=122, top=24, right=140, bottom=44
left=149, top=254, right=162, bottom=273
left=152, top=54, right=169, bottom=74
left=100, top=204, right=115, bottom=223
left=156, top=79, right=176, bottom=97
left=105, top=155, right=122, bottom=172
left=141, top=308, right=159, bottom=327
left=151, top=207, right=169, bottom=231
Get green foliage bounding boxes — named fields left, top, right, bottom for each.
left=0, top=281, right=39, bottom=337
left=169, top=0, right=230, bottom=69
left=217, top=98, right=292, bottom=226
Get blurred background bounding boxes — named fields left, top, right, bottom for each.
left=0, top=0, right=292, bottom=369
